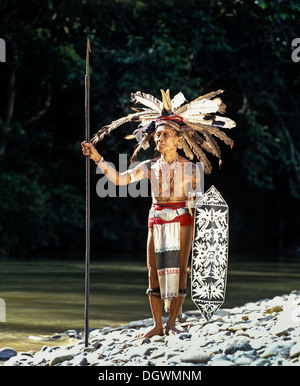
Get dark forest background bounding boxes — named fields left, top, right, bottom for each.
left=0, top=0, right=299, bottom=262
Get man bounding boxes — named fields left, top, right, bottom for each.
left=82, top=119, right=200, bottom=336
left=82, top=89, right=235, bottom=337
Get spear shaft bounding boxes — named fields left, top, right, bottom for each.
left=84, top=38, right=91, bottom=347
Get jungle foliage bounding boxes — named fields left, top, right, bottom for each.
left=0, top=0, right=299, bottom=260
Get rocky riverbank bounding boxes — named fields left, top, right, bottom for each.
left=1, top=290, right=300, bottom=366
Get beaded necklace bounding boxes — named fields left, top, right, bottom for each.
left=158, top=156, right=179, bottom=202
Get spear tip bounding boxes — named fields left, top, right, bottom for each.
left=87, top=38, right=91, bottom=53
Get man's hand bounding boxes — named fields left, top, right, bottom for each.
left=187, top=192, right=196, bottom=218
left=81, top=141, right=101, bottom=163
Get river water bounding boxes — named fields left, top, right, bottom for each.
left=0, top=257, right=299, bottom=354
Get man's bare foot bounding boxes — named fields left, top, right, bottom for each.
left=137, top=325, right=164, bottom=339
left=165, top=323, right=184, bottom=335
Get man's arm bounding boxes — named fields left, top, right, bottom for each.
left=81, top=141, right=149, bottom=186
left=188, top=162, right=203, bottom=215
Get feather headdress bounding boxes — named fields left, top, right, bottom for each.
left=91, top=89, right=235, bottom=173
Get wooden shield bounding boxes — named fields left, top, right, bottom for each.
left=191, top=185, right=229, bottom=321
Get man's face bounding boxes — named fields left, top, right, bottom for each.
left=154, top=126, right=180, bottom=153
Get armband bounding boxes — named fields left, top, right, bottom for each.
left=128, top=171, right=136, bottom=183
left=95, top=157, right=104, bottom=165
left=188, top=191, right=203, bottom=199
left=188, top=191, right=203, bottom=209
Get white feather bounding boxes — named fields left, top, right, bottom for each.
left=183, top=99, right=219, bottom=115
left=211, top=115, right=236, bottom=129
left=183, top=116, right=212, bottom=124
left=131, top=91, right=162, bottom=112
left=171, top=92, right=187, bottom=111
left=183, top=115, right=235, bottom=129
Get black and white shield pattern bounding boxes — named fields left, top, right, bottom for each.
left=191, top=185, right=229, bottom=321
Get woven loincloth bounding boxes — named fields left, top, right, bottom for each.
left=148, top=202, right=192, bottom=312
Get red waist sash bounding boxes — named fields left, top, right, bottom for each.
left=148, top=202, right=193, bottom=228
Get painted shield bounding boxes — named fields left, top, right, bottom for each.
left=191, top=185, right=229, bottom=321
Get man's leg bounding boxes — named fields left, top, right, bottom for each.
left=139, top=228, right=164, bottom=338
left=166, top=224, right=193, bottom=335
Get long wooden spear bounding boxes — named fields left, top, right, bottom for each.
left=84, top=38, right=91, bottom=347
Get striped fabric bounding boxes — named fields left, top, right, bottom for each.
left=153, top=222, right=181, bottom=312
